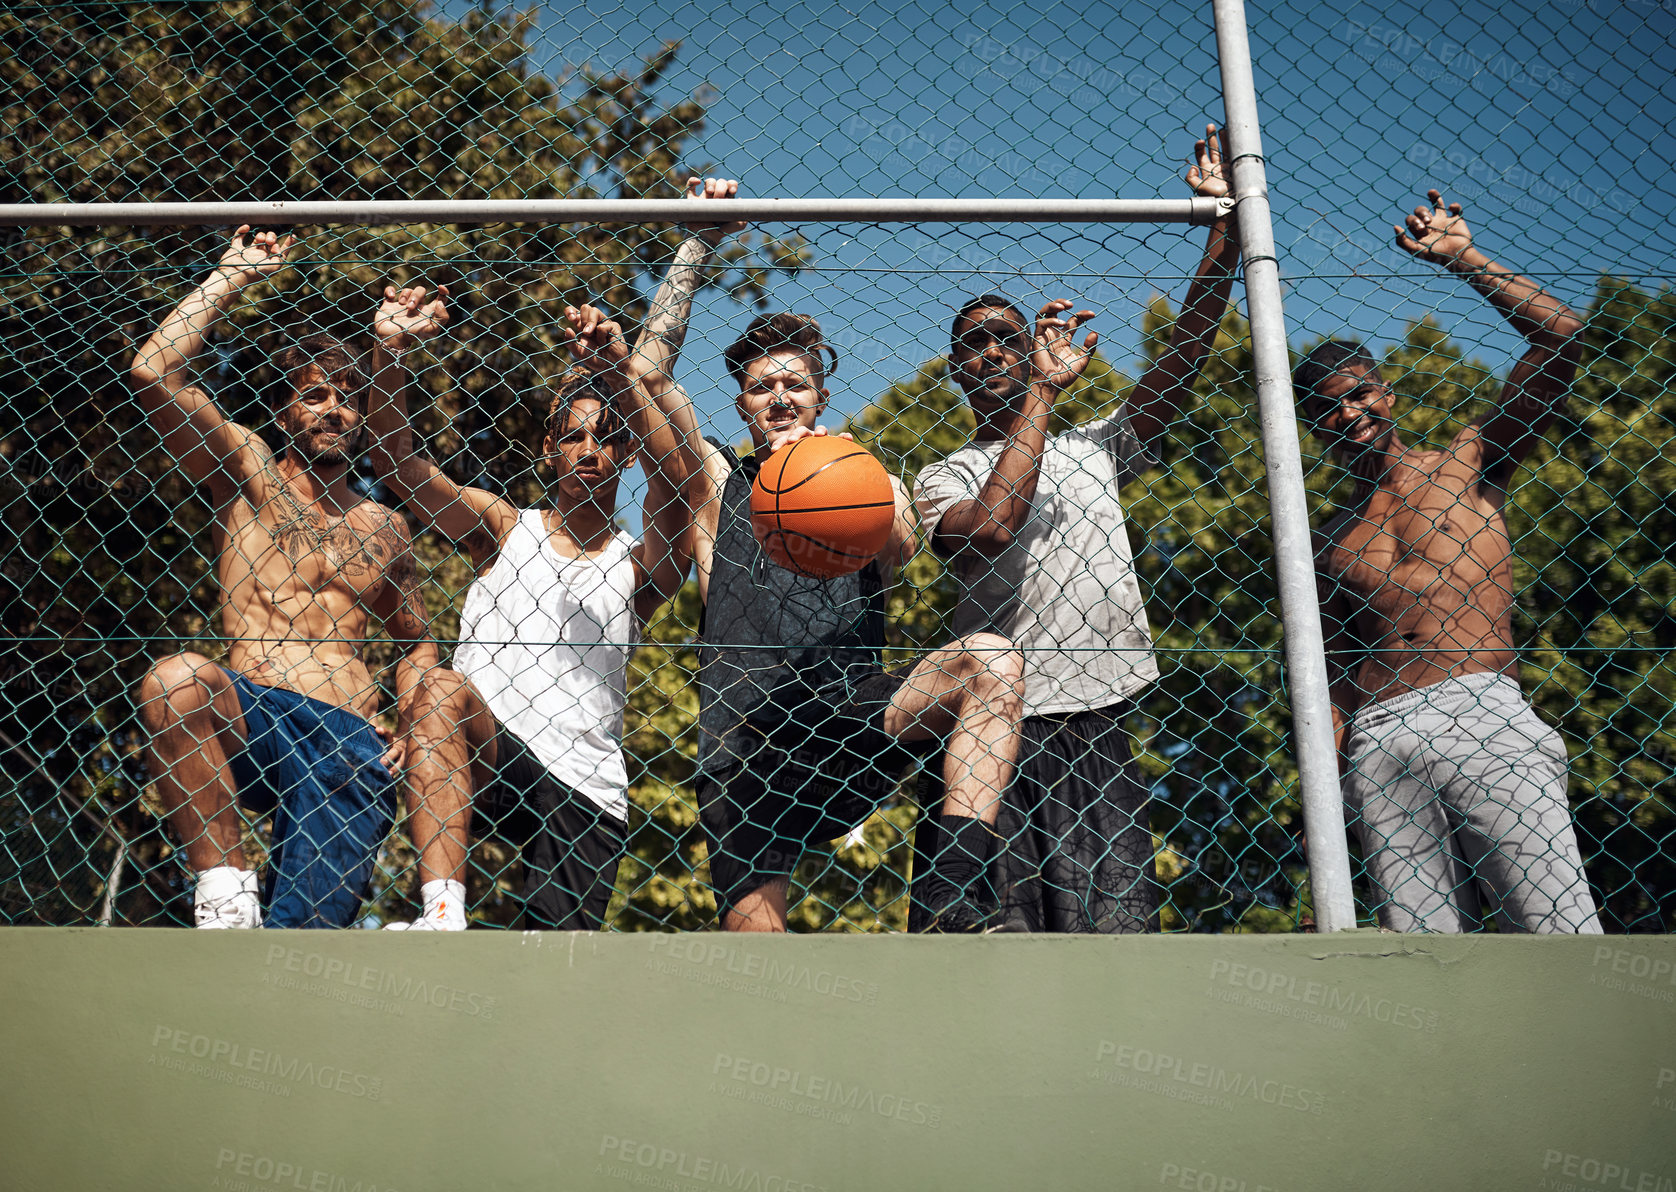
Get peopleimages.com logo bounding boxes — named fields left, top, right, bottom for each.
left=262, top=944, right=496, bottom=1019
left=210, top=1147, right=399, bottom=1192
left=1539, top=1149, right=1673, bottom=1192
left=1091, top=1042, right=1326, bottom=1116
left=710, top=1052, right=943, bottom=1129
left=595, top=1134, right=826, bottom=1192
left=646, top=936, right=880, bottom=1005
left=1207, top=959, right=1439, bottom=1032
left=150, top=1026, right=383, bottom=1101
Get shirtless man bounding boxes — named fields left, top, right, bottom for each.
left=1296, top=188, right=1601, bottom=934
left=132, top=227, right=436, bottom=929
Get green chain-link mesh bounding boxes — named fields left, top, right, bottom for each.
left=2, top=0, right=1670, bottom=933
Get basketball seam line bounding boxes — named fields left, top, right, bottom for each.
left=760, top=501, right=894, bottom=516
left=758, top=442, right=873, bottom=497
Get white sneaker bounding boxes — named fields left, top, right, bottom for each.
left=383, top=879, right=466, bottom=931
left=193, top=867, right=263, bottom=929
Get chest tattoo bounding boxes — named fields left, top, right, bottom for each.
left=260, top=464, right=403, bottom=583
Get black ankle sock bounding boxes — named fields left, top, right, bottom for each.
left=930, top=814, right=997, bottom=900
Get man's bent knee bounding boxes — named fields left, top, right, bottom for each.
left=137, top=652, right=228, bottom=728
left=959, top=633, right=1025, bottom=691
left=404, top=667, right=477, bottom=723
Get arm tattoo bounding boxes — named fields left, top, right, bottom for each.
left=387, top=545, right=421, bottom=596
left=642, top=237, right=711, bottom=355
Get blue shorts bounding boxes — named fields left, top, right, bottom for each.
left=223, top=670, right=398, bottom=929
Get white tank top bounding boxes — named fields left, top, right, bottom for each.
left=453, top=509, right=639, bottom=820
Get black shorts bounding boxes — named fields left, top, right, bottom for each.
left=699, top=668, right=931, bottom=914
left=910, top=702, right=1157, bottom=933
left=474, top=720, right=626, bottom=931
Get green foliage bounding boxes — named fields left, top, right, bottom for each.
left=1511, top=280, right=1676, bottom=931
left=2, top=3, right=1669, bottom=935
left=0, top=0, right=804, bottom=926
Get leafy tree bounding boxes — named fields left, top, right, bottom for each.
left=0, top=0, right=805, bottom=926
left=3, top=2, right=1667, bottom=936
left=1513, top=280, right=1676, bottom=931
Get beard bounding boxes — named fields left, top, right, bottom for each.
left=288, top=421, right=365, bottom=466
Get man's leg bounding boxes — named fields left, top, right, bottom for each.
left=137, top=653, right=248, bottom=868
left=885, top=632, right=1025, bottom=819
left=518, top=772, right=627, bottom=932
left=1345, top=718, right=1470, bottom=933
left=136, top=653, right=261, bottom=927
left=1033, top=707, right=1157, bottom=933
left=392, top=667, right=497, bottom=930
left=700, top=759, right=804, bottom=934
left=885, top=632, right=1025, bottom=928
left=1439, top=684, right=1603, bottom=934
left=724, top=877, right=792, bottom=934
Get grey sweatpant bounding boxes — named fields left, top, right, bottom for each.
left=1344, top=671, right=1602, bottom=934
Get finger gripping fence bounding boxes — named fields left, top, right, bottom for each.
left=1, top=0, right=1669, bottom=936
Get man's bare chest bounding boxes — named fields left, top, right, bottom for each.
left=220, top=496, right=400, bottom=602
left=1326, top=464, right=1507, bottom=594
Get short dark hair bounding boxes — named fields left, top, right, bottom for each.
left=544, top=367, right=629, bottom=446
left=1292, top=339, right=1377, bottom=409
left=950, top=293, right=1028, bottom=352
left=722, top=312, right=837, bottom=389
left=273, top=333, right=367, bottom=408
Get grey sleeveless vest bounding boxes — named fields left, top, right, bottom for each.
left=696, top=440, right=886, bottom=780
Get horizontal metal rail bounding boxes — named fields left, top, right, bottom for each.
left=0, top=197, right=1228, bottom=227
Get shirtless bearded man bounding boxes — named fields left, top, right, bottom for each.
left=132, top=227, right=442, bottom=929
left=1296, top=189, right=1601, bottom=934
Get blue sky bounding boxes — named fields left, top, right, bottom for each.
left=441, top=0, right=1675, bottom=519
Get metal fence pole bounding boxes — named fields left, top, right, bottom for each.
left=0, top=197, right=1223, bottom=227
left=1212, top=0, right=1358, bottom=931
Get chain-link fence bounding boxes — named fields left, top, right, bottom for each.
left=2, top=0, right=1670, bottom=934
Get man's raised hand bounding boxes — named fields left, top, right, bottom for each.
left=1394, top=189, right=1475, bottom=267
left=1185, top=122, right=1232, bottom=200
left=565, top=303, right=630, bottom=373
left=217, top=225, right=298, bottom=285
left=375, top=284, right=451, bottom=349
left=1032, top=299, right=1098, bottom=392
left=683, top=175, right=746, bottom=245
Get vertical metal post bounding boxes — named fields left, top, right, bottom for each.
left=1212, top=0, right=1358, bottom=931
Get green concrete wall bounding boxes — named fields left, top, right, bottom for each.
left=2, top=928, right=1672, bottom=1191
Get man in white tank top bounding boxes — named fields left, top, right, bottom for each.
left=363, top=179, right=741, bottom=929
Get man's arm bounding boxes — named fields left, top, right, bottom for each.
left=631, top=178, right=742, bottom=417
left=627, top=177, right=744, bottom=611
left=129, top=226, right=295, bottom=494
left=370, top=513, right=439, bottom=774
left=931, top=300, right=1095, bottom=557
left=689, top=448, right=733, bottom=610
left=879, top=475, right=919, bottom=577
left=1319, top=580, right=1364, bottom=777
left=364, top=284, right=518, bottom=568
left=1313, top=516, right=1370, bottom=778
left=1393, top=189, right=1584, bottom=481
left=564, top=303, right=698, bottom=625
left=1121, top=123, right=1241, bottom=450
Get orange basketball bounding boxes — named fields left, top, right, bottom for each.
left=750, top=435, right=895, bottom=578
